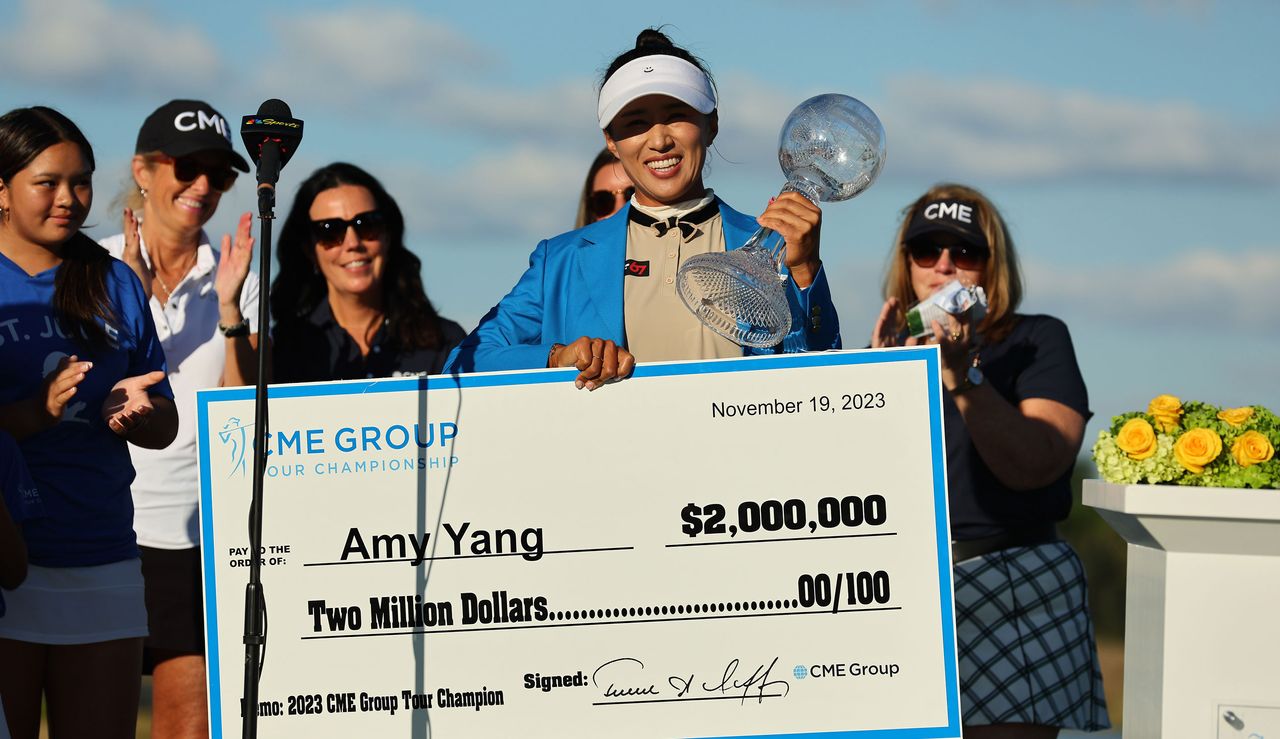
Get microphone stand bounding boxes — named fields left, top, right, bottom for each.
left=242, top=144, right=281, bottom=739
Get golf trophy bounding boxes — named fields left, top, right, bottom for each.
left=676, top=93, right=886, bottom=348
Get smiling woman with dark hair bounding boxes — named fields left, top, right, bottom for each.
left=447, top=28, right=840, bottom=384
left=270, top=162, right=466, bottom=382
left=99, top=98, right=259, bottom=739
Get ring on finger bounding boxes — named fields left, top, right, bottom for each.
left=949, top=331, right=961, bottom=341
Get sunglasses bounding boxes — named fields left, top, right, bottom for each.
left=310, top=210, right=386, bottom=247
left=157, top=154, right=238, bottom=192
left=907, top=240, right=989, bottom=271
left=589, top=186, right=634, bottom=220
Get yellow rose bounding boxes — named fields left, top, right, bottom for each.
left=1116, top=418, right=1158, bottom=460
left=1218, top=406, right=1254, bottom=427
left=1231, top=430, right=1275, bottom=467
left=1173, top=428, right=1223, bottom=474
left=1148, top=394, right=1183, bottom=432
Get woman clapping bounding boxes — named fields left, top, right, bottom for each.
left=101, top=99, right=260, bottom=739
left=0, top=106, right=177, bottom=739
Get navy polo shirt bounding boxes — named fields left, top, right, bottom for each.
left=946, top=314, right=1091, bottom=540
left=272, top=301, right=466, bottom=383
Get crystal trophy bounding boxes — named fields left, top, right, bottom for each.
left=677, top=93, right=886, bottom=348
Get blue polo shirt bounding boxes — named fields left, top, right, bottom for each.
left=0, top=236, right=173, bottom=567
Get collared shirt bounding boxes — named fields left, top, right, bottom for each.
left=623, top=191, right=741, bottom=362
left=101, top=231, right=260, bottom=550
left=945, top=315, right=1091, bottom=540
left=272, top=300, right=466, bottom=383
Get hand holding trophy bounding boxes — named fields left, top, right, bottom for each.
left=677, top=93, right=886, bottom=348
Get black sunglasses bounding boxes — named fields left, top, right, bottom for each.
left=161, top=154, right=238, bottom=192
left=589, top=186, right=634, bottom=220
left=310, top=210, right=386, bottom=247
left=907, top=240, right=989, bottom=271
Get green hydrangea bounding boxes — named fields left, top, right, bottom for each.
left=1093, top=430, right=1181, bottom=484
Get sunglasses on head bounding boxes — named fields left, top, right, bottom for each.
left=589, top=186, right=634, bottom=220
left=157, top=154, right=238, bottom=192
left=907, top=240, right=989, bottom=271
left=310, top=210, right=386, bottom=247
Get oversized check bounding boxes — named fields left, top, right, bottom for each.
left=196, top=348, right=961, bottom=738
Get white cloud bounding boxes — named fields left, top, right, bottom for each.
left=256, top=7, right=599, bottom=148
left=882, top=75, right=1280, bottom=183
left=711, top=72, right=805, bottom=166
left=0, top=0, right=221, bottom=93
left=259, top=8, right=492, bottom=103
left=703, top=71, right=1280, bottom=185
left=371, top=145, right=586, bottom=241
left=422, top=78, right=598, bottom=144
left=1024, top=248, right=1280, bottom=334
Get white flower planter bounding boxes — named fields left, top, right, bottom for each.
left=1084, top=480, right=1280, bottom=738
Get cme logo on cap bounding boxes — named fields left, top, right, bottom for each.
left=923, top=201, right=973, bottom=224
left=173, top=109, right=230, bottom=140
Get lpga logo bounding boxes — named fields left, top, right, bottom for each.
left=218, top=416, right=253, bottom=478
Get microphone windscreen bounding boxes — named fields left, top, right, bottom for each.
left=256, top=99, right=292, bottom=119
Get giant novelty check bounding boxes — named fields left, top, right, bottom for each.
left=196, top=348, right=961, bottom=738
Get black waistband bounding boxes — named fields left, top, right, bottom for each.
left=951, top=523, right=1059, bottom=564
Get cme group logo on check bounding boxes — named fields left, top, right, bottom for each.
left=213, top=415, right=461, bottom=480
left=793, top=662, right=901, bottom=680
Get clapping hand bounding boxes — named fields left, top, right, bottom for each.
left=214, top=212, right=255, bottom=312
left=119, top=208, right=152, bottom=299
left=41, top=354, right=92, bottom=426
left=102, top=371, right=166, bottom=436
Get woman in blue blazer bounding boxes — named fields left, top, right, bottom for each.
left=446, top=29, right=840, bottom=387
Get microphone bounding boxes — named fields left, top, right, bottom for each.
left=238, top=99, right=305, bottom=738
left=240, top=99, right=304, bottom=189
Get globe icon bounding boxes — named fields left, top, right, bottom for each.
left=793, top=665, right=808, bottom=680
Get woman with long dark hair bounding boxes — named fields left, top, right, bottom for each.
left=0, top=106, right=177, bottom=739
left=271, top=162, right=464, bottom=381
left=447, top=29, right=840, bottom=385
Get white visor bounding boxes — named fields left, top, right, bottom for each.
left=597, top=55, right=717, bottom=130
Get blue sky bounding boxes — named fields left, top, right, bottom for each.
left=3, top=0, right=1277, bottom=450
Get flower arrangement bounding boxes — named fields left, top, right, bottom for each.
left=1093, top=395, right=1278, bottom=488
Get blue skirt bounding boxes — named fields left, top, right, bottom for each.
left=954, top=541, right=1110, bottom=729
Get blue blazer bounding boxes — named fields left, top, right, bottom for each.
left=445, top=198, right=840, bottom=373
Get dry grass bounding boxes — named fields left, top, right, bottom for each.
left=1097, top=637, right=1125, bottom=728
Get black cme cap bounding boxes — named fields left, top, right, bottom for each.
left=903, top=199, right=988, bottom=249
left=135, top=99, right=250, bottom=172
